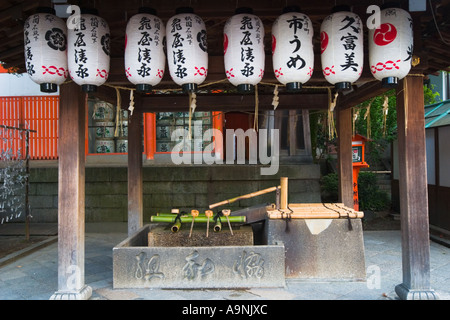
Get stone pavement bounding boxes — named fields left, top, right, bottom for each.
left=0, top=223, right=449, bottom=300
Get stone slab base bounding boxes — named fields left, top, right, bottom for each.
left=113, top=225, right=285, bottom=289
left=265, top=218, right=366, bottom=280
left=148, top=225, right=253, bottom=247
left=395, top=284, right=440, bottom=300
left=49, top=286, right=92, bottom=300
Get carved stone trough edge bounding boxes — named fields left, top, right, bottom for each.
left=113, top=224, right=286, bottom=289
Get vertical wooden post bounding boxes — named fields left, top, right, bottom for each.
left=395, top=75, right=438, bottom=300
left=128, top=95, right=143, bottom=237
left=336, top=106, right=353, bottom=208
left=302, top=109, right=312, bottom=157
left=280, top=177, right=288, bottom=210
left=144, top=113, right=155, bottom=160
left=50, top=82, right=91, bottom=300
left=288, top=110, right=297, bottom=156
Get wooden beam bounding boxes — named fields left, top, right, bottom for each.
left=90, top=84, right=118, bottom=106
left=139, top=92, right=329, bottom=112
left=394, top=75, right=438, bottom=300
left=336, top=80, right=391, bottom=110
left=92, top=83, right=329, bottom=112
left=336, top=106, right=354, bottom=208
left=127, top=94, right=143, bottom=237
left=0, top=2, right=37, bottom=23
left=0, top=45, right=23, bottom=61
left=50, top=82, right=91, bottom=300
left=107, top=55, right=378, bottom=87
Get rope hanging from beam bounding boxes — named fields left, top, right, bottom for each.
left=327, top=88, right=338, bottom=140
left=352, top=108, right=359, bottom=137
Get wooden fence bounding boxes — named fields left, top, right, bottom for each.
left=0, top=96, right=59, bottom=160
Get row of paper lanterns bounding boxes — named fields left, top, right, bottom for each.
left=24, top=5, right=413, bottom=94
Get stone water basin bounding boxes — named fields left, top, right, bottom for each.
left=113, top=224, right=285, bottom=289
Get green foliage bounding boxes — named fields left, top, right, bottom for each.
left=320, top=173, right=338, bottom=202
left=352, top=85, right=439, bottom=165
left=320, top=172, right=390, bottom=211
left=357, top=172, right=390, bottom=211
left=353, top=90, right=396, bottom=164
left=354, top=90, right=397, bottom=142
left=424, top=84, right=440, bottom=105
left=311, top=84, right=440, bottom=165
left=309, top=111, right=319, bottom=160
left=309, top=110, right=335, bottom=161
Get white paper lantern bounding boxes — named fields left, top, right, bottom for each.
left=224, top=7, right=265, bottom=93
left=166, top=7, right=208, bottom=93
left=67, top=8, right=110, bottom=93
left=320, top=6, right=364, bottom=91
left=24, top=7, right=68, bottom=93
left=368, top=5, right=413, bottom=87
left=272, top=6, right=314, bottom=92
left=124, top=7, right=166, bottom=93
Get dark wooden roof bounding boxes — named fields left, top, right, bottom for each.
left=1, top=0, right=449, bottom=108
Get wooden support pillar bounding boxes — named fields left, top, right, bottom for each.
left=394, top=75, right=438, bottom=300
left=128, top=94, right=143, bottom=237
left=336, top=106, right=353, bottom=208
left=50, top=82, right=91, bottom=300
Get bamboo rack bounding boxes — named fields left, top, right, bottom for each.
left=267, top=203, right=364, bottom=219
left=150, top=215, right=246, bottom=224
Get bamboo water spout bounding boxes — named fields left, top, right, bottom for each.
left=170, top=209, right=183, bottom=233
left=171, top=220, right=182, bottom=233
left=214, top=219, right=222, bottom=232
left=208, top=177, right=289, bottom=210
left=208, top=185, right=281, bottom=209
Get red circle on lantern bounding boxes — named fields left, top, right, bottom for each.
left=320, top=31, right=329, bottom=54
left=223, top=33, right=229, bottom=55
left=373, top=23, right=397, bottom=46
left=272, top=35, right=276, bottom=56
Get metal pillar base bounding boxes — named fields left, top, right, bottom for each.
left=395, top=283, right=439, bottom=300
left=49, top=285, right=92, bottom=300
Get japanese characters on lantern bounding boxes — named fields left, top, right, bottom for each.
left=272, top=6, right=314, bottom=92
left=24, top=7, right=68, bottom=93
left=166, top=7, right=208, bottom=93
left=224, top=7, right=265, bottom=93
left=368, top=5, right=413, bottom=87
left=124, top=7, right=166, bottom=93
left=320, top=6, right=363, bottom=91
left=67, top=8, right=110, bottom=93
